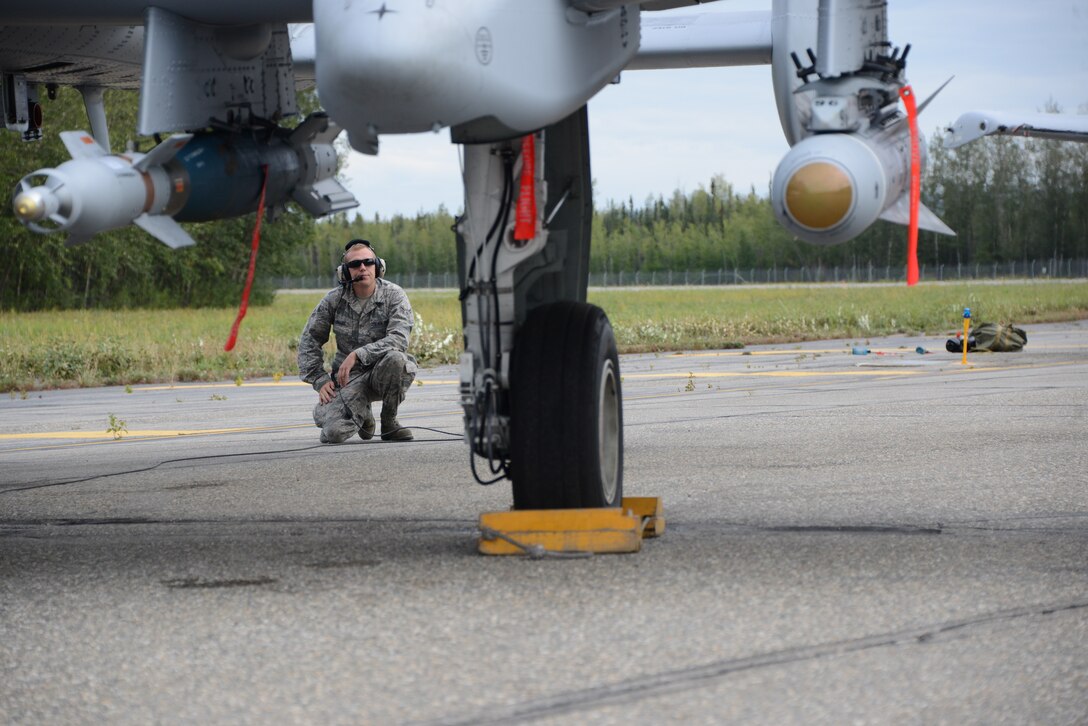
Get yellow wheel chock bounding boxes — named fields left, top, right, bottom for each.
left=478, top=497, right=664, bottom=557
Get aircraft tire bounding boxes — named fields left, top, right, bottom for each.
left=510, top=301, right=623, bottom=510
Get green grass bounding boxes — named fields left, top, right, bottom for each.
left=2, top=281, right=1087, bottom=392
left=0, top=292, right=463, bottom=392
left=593, top=282, right=1088, bottom=352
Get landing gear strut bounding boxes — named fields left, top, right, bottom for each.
left=456, top=107, right=623, bottom=509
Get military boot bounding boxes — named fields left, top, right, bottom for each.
left=380, top=397, right=413, bottom=441
left=357, top=401, right=376, bottom=441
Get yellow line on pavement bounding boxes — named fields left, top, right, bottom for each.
left=670, top=349, right=872, bottom=358
left=5, top=360, right=1078, bottom=453
left=0, top=423, right=316, bottom=442
left=671, top=344, right=1088, bottom=360
left=135, top=382, right=307, bottom=391
left=134, top=379, right=459, bottom=391
left=0, top=409, right=460, bottom=453
left=941, top=360, right=1083, bottom=375
left=0, top=427, right=248, bottom=441
left=623, top=369, right=919, bottom=380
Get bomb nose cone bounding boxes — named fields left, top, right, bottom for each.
left=13, top=188, right=56, bottom=222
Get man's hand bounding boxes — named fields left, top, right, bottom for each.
left=318, top=380, right=337, bottom=405
left=337, top=351, right=359, bottom=388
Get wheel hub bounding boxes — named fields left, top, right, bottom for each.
left=598, top=359, right=620, bottom=503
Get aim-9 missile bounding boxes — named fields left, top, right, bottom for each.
left=770, top=104, right=953, bottom=247
left=12, top=112, right=357, bottom=247
left=768, top=0, right=955, bottom=251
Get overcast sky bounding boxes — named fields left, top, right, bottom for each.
left=339, top=0, right=1088, bottom=218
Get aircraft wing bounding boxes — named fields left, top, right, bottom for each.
left=290, top=9, right=774, bottom=83
left=0, top=25, right=143, bottom=91
left=628, top=10, right=771, bottom=70
left=569, top=0, right=724, bottom=10
left=2, top=10, right=305, bottom=138
left=0, top=0, right=723, bottom=92
left=4, top=4, right=357, bottom=247
left=946, top=111, right=1088, bottom=148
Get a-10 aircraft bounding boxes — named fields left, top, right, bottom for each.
left=1, top=0, right=1067, bottom=511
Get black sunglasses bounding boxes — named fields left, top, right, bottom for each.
left=346, top=258, right=378, bottom=269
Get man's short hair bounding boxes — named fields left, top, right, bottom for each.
left=344, top=238, right=376, bottom=257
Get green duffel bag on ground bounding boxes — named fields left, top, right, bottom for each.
left=971, top=322, right=1028, bottom=352
left=945, top=322, right=1028, bottom=353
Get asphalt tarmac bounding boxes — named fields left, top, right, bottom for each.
left=2, top=322, right=1086, bottom=724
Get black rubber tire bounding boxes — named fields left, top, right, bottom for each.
left=510, top=301, right=623, bottom=509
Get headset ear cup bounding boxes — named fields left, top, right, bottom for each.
left=377, top=257, right=386, bottom=279
left=336, top=264, right=346, bottom=285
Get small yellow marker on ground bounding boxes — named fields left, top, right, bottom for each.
left=962, top=307, right=971, bottom=365
left=478, top=497, right=664, bottom=557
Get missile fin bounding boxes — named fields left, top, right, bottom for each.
left=879, top=193, right=956, bottom=236
left=289, top=112, right=342, bottom=146
left=886, top=77, right=955, bottom=136
left=133, top=214, right=197, bottom=249
left=916, top=76, right=954, bottom=116
left=291, top=178, right=359, bottom=217
left=133, top=134, right=194, bottom=173
left=60, top=131, right=108, bottom=160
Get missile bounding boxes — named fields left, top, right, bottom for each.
left=770, top=120, right=955, bottom=247
left=12, top=112, right=357, bottom=248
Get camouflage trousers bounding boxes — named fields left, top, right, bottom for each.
left=312, top=350, right=417, bottom=443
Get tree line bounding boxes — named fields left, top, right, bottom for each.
left=3, top=85, right=1085, bottom=311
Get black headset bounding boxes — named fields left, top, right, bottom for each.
left=336, top=238, right=386, bottom=285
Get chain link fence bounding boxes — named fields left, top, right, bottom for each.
left=272, top=258, right=1088, bottom=290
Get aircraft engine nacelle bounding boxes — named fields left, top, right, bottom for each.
left=770, top=125, right=916, bottom=246
left=313, top=0, right=639, bottom=153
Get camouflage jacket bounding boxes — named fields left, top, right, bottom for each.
left=297, top=279, right=414, bottom=392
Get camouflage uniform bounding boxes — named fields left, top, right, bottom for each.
left=298, top=278, right=417, bottom=443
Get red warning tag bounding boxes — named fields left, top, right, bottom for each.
left=514, top=134, right=536, bottom=241
left=899, top=84, right=920, bottom=287
left=224, top=165, right=269, bottom=351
